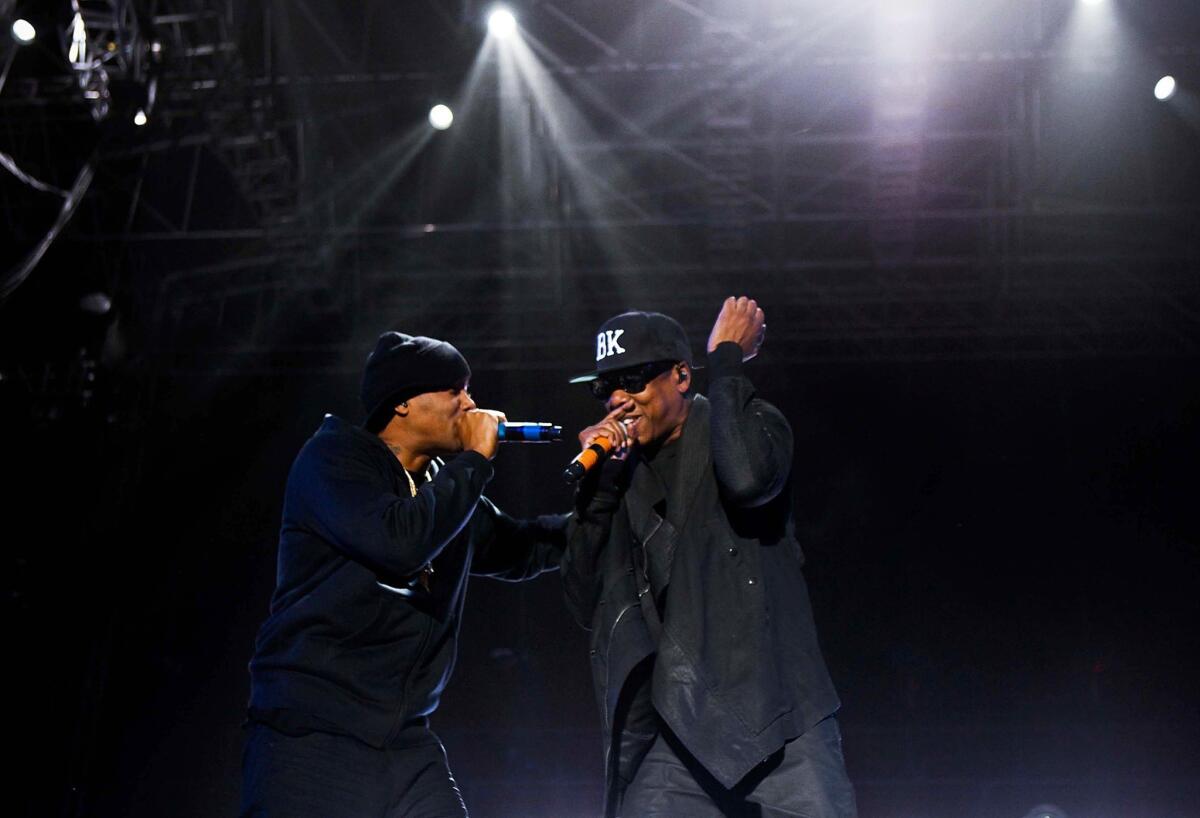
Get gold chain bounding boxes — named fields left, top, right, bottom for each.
left=404, top=466, right=434, bottom=590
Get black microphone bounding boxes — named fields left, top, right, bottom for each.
left=497, top=422, right=563, bottom=443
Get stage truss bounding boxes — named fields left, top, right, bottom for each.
left=2, top=0, right=1198, bottom=371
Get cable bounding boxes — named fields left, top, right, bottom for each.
left=1, top=161, right=95, bottom=301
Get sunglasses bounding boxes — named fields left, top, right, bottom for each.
left=588, top=360, right=677, bottom=400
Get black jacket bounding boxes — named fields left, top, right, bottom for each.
left=249, top=415, right=566, bottom=747
left=562, top=344, right=841, bottom=814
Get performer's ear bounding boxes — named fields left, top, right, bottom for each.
left=676, top=365, right=690, bottom=391
left=394, top=401, right=410, bottom=418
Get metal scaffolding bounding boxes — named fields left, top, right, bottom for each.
left=3, top=0, right=1197, bottom=370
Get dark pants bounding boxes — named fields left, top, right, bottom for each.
left=240, top=721, right=468, bottom=818
left=621, top=717, right=857, bottom=818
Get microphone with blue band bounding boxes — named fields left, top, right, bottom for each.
left=497, top=422, right=563, bottom=442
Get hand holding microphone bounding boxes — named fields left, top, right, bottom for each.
left=564, top=400, right=634, bottom=483
left=460, top=413, right=566, bottom=460
left=453, top=399, right=630, bottom=481
left=458, top=409, right=507, bottom=461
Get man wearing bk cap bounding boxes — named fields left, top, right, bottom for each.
left=241, top=332, right=567, bottom=817
left=562, top=298, right=856, bottom=817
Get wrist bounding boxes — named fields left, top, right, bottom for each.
left=707, top=341, right=744, bottom=379
left=456, top=449, right=495, bottom=473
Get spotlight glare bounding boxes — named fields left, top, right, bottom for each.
left=1080, top=0, right=1104, bottom=6
left=133, top=108, right=148, bottom=126
left=11, top=18, right=36, bottom=43
left=487, top=6, right=517, bottom=39
left=1154, top=75, right=1177, bottom=102
left=428, top=104, right=454, bottom=130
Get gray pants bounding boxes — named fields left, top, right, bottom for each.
left=622, top=716, right=857, bottom=818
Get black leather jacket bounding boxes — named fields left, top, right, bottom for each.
left=562, top=344, right=841, bottom=815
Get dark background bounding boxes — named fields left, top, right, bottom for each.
left=3, top=1, right=1199, bottom=816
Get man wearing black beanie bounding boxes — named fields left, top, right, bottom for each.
left=241, top=332, right=568, bottom=817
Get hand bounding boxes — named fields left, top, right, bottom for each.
left=458, top=409, right=506, bottom=461
left=578, top=398, right=635, bottom=459
left=707, top=296, right=766, bottom=362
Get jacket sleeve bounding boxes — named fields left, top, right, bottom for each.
left=706, top=341, right=794, bottom=508
left=469, top=499, right=570, bottom=581
left=560, top=459, right=628, bottom=630
left=290, top=438, right=494, bottom=577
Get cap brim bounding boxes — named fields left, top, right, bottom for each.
left=568, top=361, right=703, bottom=385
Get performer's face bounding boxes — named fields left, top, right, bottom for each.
left=605, top=362, right=690, bottom=447
left=403, top=381, right=476, bottom=455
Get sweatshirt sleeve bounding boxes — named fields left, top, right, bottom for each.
left=288, top=437, right=494, bottom=577
left=706, top=341, right=794, bottom=508
left=469, top=500, right=570, bottom=581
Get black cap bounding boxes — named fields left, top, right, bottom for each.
left=360, top=332, right=471, bottom=422
left=568, top=311, right=694, bottom=384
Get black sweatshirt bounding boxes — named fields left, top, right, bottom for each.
left=248, top=415, right=567, bottom=747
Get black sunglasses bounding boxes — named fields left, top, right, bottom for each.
left=588, top=360, right=677, bottom=400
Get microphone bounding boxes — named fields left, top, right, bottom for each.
left=497, top=422, right=563, bottom=443
left=563, top=436, right=614, bottom=483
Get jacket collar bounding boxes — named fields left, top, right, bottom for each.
left=666, top=394, right=711, bottom=533
left=319, top=414, right=441, bottom=478
left=623, top=395, right=711, bottom=549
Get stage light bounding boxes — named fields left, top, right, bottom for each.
left=11, top=18, right=36, bottom=43
left=133, top=108, right=148, bottom=126
left=79, top=293, right=113, bottom=316
left=69, top=12, right=86, bottom=63
left=488, top=6, right=517, bottom=39
left=1154, top=75, right=1177, bottom=101
left=1080, top=0, right=1104, bottom=6
left=428, top=104, right=454, bottom=130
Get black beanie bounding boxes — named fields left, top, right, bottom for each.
left=360, top=332, right=471, bottom=425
